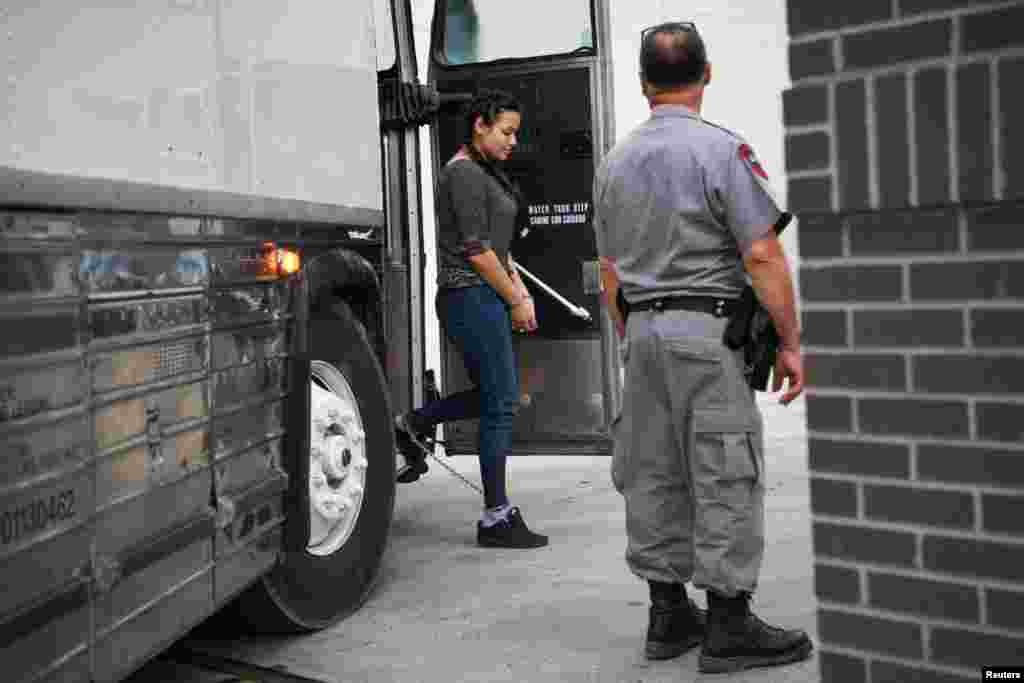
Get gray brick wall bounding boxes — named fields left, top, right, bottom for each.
left=784, top=1, right=1024, bottom=680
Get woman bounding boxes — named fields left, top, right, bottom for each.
left=395, top=89, right=547, bottom=549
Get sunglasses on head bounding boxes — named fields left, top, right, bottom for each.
left=640, top=21, right=697, bottom=44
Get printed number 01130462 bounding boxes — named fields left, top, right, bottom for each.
left=1, top=489, right=76, bottom=546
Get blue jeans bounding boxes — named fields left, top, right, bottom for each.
left=412, top=285, right=519, bottom=508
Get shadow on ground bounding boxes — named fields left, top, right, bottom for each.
left=181, top=396, right=817, bottom=683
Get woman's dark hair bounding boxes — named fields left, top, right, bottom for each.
left=462, top=89, right=521, bottom=145
left=461, top=89, right=529, bottom=236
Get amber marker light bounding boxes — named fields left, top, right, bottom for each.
left=241, top=242, right=300, bottom=279
left=278, top=247, right=301, bottom=275
left=276, top=248, right=299, bottom=274
left=258, top=242, right=278, bottom=278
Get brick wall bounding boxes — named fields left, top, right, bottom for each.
left=783, top=1, right=1024, bottom=680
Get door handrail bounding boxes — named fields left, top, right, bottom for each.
left=512, top=262, right=592, bottom=322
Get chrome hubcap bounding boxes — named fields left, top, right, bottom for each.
left=307, top=360, right=368, bottom=556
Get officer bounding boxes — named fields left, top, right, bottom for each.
left=592, top=22, right=812, bottom=674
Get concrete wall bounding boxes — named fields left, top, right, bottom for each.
left=783, top=1, right=1024, bottom=680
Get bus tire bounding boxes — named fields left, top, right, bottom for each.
left=236, top=299, right=396, bottom=632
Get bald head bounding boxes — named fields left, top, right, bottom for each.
left=640, top=23, right=708, bottom=90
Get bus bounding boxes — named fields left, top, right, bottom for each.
left=0, top=0, right=617, bottom=680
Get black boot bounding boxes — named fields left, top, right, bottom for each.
left=699, top=590, right=813, bottom=673
left=644, top=581, right=706, bottom=660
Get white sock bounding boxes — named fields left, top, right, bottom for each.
left=480, top=502, right=513, bottom=527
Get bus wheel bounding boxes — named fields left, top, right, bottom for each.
left=238, top=300, right=395, bottom=632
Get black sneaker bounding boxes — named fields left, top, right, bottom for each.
left=477, top=507, right=549, bottom=548
left=395, top=413, right=432, bottom=484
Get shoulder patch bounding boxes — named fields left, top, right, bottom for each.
left=738, top=143, right=769, bottom=179
left=736, top=142, right=782, bottom=210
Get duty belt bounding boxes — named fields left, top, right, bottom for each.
left=628, top=296, right=738, bottom=318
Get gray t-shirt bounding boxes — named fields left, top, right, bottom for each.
left=435, top=158, right=519, bottom=290
left=593, top=104, right=782, bottom=302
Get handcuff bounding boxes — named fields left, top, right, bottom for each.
left=513, top=295, right=533, bottom=333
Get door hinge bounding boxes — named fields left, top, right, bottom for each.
left=379, top=80, right=441, bottom=130
left=379, top=80, right=473, bottom=130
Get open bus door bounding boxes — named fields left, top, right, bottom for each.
left=427, top=0, right=619, bottom=455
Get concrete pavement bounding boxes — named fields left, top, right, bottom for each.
left=184, top=395, right=818, bottom=683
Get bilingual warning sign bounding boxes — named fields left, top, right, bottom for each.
left=528, top=201, right=590, bottom=227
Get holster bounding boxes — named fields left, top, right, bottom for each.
left=723, top=286, right=757, bottom=350
left=722, top=212, right=794, bottom=391
left=723, top=285, right=779, bottom=391
left=746, top=307, right=780, bottom=391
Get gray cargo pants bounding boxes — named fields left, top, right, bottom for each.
left=611, top=308, right=765, bottom=596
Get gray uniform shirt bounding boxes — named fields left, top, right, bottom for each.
left=593, top=105, right=782, bottom=302
left=435, top=158, right=518, bottom=290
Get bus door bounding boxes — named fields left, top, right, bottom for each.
left=427, top=0, right=618, bottom=455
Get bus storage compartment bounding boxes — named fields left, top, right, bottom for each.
left=91, top=551, right=214, bottom=683
left=0, top=219, right=93, bottom=682
left=91, top=512, right=215, bottom=639
left=209, top=296, right=289, bottom=452
left=90, top=470, right=214, bottom=683
left=92, top=423, right=213, bottom=573
left=0, top=417, right=95, bottom=683
left=208, top=317, right=289, bottom=602
left=213, top=473, right=288, bottom=604
left=93, top=378, right=209, bottom=506
left=89, top=299, right=215, bottom=683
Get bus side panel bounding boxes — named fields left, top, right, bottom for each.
left=1, top=214, right=95, bottom=683
left=83, top=235, right=218, bottom=683
left=92, top=565, right=214, bottom=683
left=207, top=254, right=293, bottom=604
left=2, top=1, right=383, bottom=216
left=0, top=207, right=310, bottom=681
